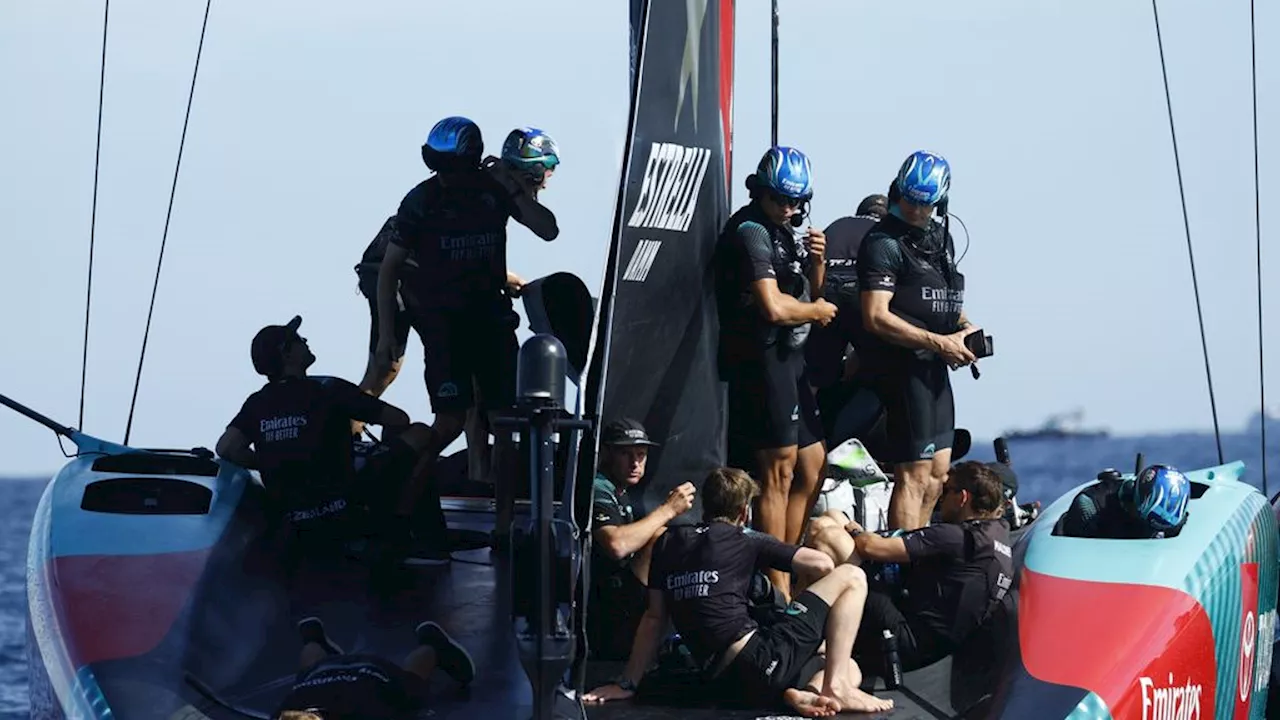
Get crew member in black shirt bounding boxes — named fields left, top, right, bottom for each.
left=857, top=151, right=982, bottom=530
left=806, top=461, right=1014, bottom=675
left=215, top=316, right=450, bottom=565
left=714, top=146, right=837, bottom=602
left=375, top=118, right=559, bottom=546
left=806, top=193, right=886, bottom=448
left=584, top=467, right=893, bottom=717
left=272, top=616, right=473, bottom=719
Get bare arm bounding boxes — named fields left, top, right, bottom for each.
left=376, top=244, right=408, bottom=349
left=854, top=532, right=910, bottom=563
left=752, top=278, right=830, bottom=326
left=620, top=590, right=669, bottom=686
left=860, top=289, right=941, bottom=353
left=596, top=506, right=677, bottom=561
left=215, top=426, right=258, bottom=470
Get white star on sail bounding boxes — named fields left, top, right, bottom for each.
left=675, top=0, right=708, bottom=132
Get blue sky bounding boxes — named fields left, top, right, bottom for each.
left=1, top=0, right=1276, bottom=476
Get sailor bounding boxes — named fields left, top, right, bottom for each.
left=272, top=616, right=474, bottom=720
left=805, top=193, right=888, bottom=447
left=587, top=418, right=695, bottom=660
left=1058, top=464, right=1191, bottom=540
left=374, top=119, right=560, bottom=547
left=805, top=461, right=1014, bottom=677
left=583, top=467, right=893, bottom=716
left=713, top=145, right=836, bottom=602
left=856, top=150, right=983, bottom=530
left=215, top=315, right=451, bottom=565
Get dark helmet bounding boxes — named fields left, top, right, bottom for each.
left=748, top=146, right=814, bottom=203
left=421, top=116, right=483, bottom=173
left=501, top=127, right=560, bottom=185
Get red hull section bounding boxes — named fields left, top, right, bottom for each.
left=50, top=550, right=209, bottom=667
left=1020, top=568, right=1217, bottom=719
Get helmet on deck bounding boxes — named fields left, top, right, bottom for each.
left=895, top=150, right=951, bottom=206
left=752, top=146, right=813, bottom=202
left=421, top=116, right=484, bottom=173
left=501, top=127, right=560, bottom=184
left=1124, top=464, right=1192, bottom=533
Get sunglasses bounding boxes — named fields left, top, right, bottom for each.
left=768, top=191, right=805, bottom=209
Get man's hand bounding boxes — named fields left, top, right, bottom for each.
left=804, top=226, right=826, bottom=260
left=663, top=482, right=696, bottom=517
left=812, top=298, right=838, bottom=327
left=844, top=518, right=865, bottom=535
left=935, top=326, right=979, bottom=367
left=506, top=271, right=526, bottom=297
left=583, top=683, right=634, bottom=704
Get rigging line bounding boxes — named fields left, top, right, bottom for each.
left=123, top=0, right=214, bottom=446
left=1150, top=0, right=1223, bottom=464
left=1251, top=0, right=1267, bottom=494
left=770, top=0, right=779, bottom=147
left=80, top=0, right=110, bottom=431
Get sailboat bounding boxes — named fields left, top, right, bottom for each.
left=11, top=0, right=1280, bottom=718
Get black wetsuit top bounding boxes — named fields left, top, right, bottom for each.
left=855, top=212, right=964, bottom=372
left=899, top=518, right=1013, bottom=658
left=274, top=654, right=423, bottom=719
left=392, top=167, right=558, bottom=313
left=714, top=202, right=813, bottom=372
left=806, top=214, right=878, bottom=388
left=1059, top=481, right=1166, bottom=539
left=648, top=522, right=799, bottom=666
left=228, top=376, right=388, bottom=521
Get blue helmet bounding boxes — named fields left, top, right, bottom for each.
left=895, top=150, right=951, bottom=206
left=501, top=127, right=560, bottom=183
left=754, top=146, right=813, bottom=201
left=1125, top=464, right=1192, bottom=532
left=421, top=116, right=483, bottom=173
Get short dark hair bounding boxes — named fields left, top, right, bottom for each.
left=702, top=467, right=759, bottom=522
left=948, top=461, right=1005, bottom=515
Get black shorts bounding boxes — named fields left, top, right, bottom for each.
left=725, top=344, right=823, bottom=456
left=866, top=359, right=954, bottom=463
left=586, top=566, right=647, bottom=661
left=715, top=590, right=830, bottom=708
left=275, top=653, right=427, bottom=717
left=354, top=436, right=420, bottom=511
left=412, top=302, right=519, bottom=416
left=852, top=590, right=924, bottom=676
left=283, top=438, right=419, bottom=541
left=357, top=265, right=416, bottom=358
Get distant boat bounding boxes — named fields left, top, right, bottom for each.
left=1244, top=405, right=1280, bottom=435
left=1003, top=409, right=1109, bottom=441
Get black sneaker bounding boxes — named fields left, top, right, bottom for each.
left=403, top=547, right=452, bottom=567
left=297, top=617, right=343, bottom=656
left=415, top=621, right=475, bottom=685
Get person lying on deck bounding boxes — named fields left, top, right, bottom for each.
left=584, top=467, right=893, bottom=717
left=272, top=616, right=474, bottom=720
left=1057, top=464, right=1191, bottom=540
left=805, top=461, right=1013, bottom=678
left=215, top=315, right=451, bottom=567
left=587, top=418, right=695, bottom=660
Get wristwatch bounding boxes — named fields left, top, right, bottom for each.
left=616, top=677, right=638, bottom=693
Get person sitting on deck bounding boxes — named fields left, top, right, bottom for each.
left=272, top=616, right=474, bottom=719
left=215, top=315, right=451, bottom=566
left=1057, top=464, right=1191, bottom=540
left=805, top=461, right=1013, bottom=679
left=587, top=418, right=695, bottom=660
left=584, top=467, right=894, bottom=717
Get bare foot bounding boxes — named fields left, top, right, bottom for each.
left=782, top=688, right=841, bottom=717
left=824, top=686, right=894, bottom=713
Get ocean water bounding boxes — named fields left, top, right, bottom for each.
left=0, top=430, right=1276, bottom=716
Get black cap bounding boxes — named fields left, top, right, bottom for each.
left=857, top=193, right=888, bottom=217
left=250, top=315, right=302, bottom=377
left=987, top=462, right=1018, bottom=501
left=601, top=418, right=660, bottom=447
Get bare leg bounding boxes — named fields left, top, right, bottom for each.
left=402, top=645, right=439, bottom=681
left=798, top=564, right=893, bottom=713
left=786, top=441, right=826, bottom=546
left=353, top=353, right=404, bottom=437
left=888, top=459, right=933, bottom=530
left=465, top=405, right=492, bottom=485
left=805, top=513, right=858, bottom=567
left=755, top=445, right=799, bottom=600
left=920, top=448, right=953, bottom=524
